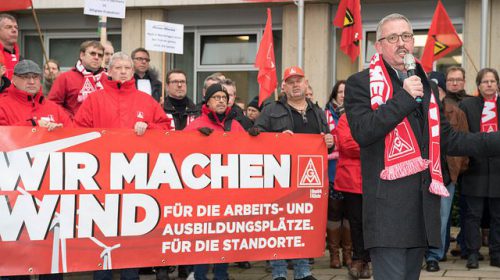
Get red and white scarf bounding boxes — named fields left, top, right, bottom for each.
left=369, top=53, right=448, bottom=197
left=76, top=60, right=104, bottom=103
left=481, top=95, right=498, bottom=133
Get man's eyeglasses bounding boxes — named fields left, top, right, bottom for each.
left=133, top=57, right=151, bottom=62
left=169, top=80, right=186, bottom=85
left=378, top=33, right=414, bottom=44
left=446, top=78, right=464, bottom=83
left=17, top=74, right=41, bottom=80
left=211, top=95, right=228, bottom=101
left=87, top=51, right=104, bottom=58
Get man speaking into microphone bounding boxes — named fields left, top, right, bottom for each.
left=344, top=13, right=500, bottom=280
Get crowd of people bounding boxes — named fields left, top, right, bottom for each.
left=1, top=10, right=500, bottom=280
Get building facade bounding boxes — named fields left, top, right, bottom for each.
left=14, top=0, right=499, bottom=106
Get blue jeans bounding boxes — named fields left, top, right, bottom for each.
left=426, top=182, right=456, bottom=261
left=270, top=259, right=311, bottom=279
left=193, top=264, right=228, bottom=280
left=93, top=268, right=139, bottom=280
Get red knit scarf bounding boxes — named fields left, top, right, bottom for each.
left=369, top=53, right=448, bottom=197
left=75, top=60, right=104, bottom=103
left=481, top=95, right=498, bottom=133
left=0, top=42, right=20, bottom=80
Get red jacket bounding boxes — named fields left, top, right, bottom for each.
left=74, top=77, right=171, bottom=130
left=0, top=86, right=73, bottom=127
left=0, top=42, right=20, bottom=80
left=333, top=114, right=362, bottom=194
left=185, top=105, right=245, bottom=132
left=48, top=68, right=105, bottom=117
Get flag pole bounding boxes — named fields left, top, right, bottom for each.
left=295, top=0, right=304, bottom=68
left=30, top=0, right=48, bottom=63
left=161, top=52, right=166, bottom=106
left=463, top=46, right=479, bottom=74
left=98, top=16, right=108, bottom=68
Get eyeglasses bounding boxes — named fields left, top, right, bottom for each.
left=17, top=74, right=41, bottom=80
left=481, top=80, right=498, bottom=85
left=378, top=32, right=414, bottom=44
left=446, top=78, right=464, bottom=83
left=169, top=80, right=186, bottom=85
left=211, top=95, right=228, bottom=101
left=133, top=57, right=151, bottom=62
left=87, top=51, right=104, bottom=58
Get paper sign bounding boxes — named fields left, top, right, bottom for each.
left=145, top=20, right=184, bottom=54
left=84, top=0, right=126, bottom=19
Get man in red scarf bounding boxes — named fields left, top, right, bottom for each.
left=0, top=13, right=20, bottom=80
left=48, top=40, right=106, bottom=117
left=345, top=13, right=500, bottom=280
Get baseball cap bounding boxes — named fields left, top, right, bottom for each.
left=283, top=66, right=305, bottom=81
left=14, top=60, right=42, bottom=76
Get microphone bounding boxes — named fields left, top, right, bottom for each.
left=403, top=53, right=421, bottom=103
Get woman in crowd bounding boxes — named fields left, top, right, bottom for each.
left=324, top=80, right=352, bottom=269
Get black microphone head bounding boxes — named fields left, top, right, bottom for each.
left=403, top=53, right=416, bottom=71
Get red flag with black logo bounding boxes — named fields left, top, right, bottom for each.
left=421, top=0, right=462, bottom=72
left=255, top=8, right=277, bottom=106
left=333, top=0, right=362, bottom=62
left=0, top=0, right=32, bottom=11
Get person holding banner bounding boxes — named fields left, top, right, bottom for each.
left=48, top=40, right=106, bottom=117
left=0, top=13, right=20, bottom=80
left=185, top=82, right=244, bottom=280
left=74, top=52, right=171, bottom=280
left=458, top=68, right=500, bottom=269
left=0, top=59, right=71, bottom=130
left=344, top=13, right=500, bottom=280
left=253, top=66, right=333, bottom=280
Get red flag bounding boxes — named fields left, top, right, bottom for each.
left=333, top=0, right=362, bottom=62
left=255, top=8, right=277, bottom=106
left=0, top=0, right=32, bottom=11
left=421, top=0, right=462, bottom=72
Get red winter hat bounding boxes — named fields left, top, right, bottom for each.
left=283, top=66, right=304, bottom=81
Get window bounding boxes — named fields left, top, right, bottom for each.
left=172, top=29, right=282, bottom=105
left=364, top=24, right=463, bottom=72
left=200, top=34, right=257, bottom=65
left=23, top=33, right=121, bottom=70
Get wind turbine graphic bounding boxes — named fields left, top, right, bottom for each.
left=4, top=131, right=122, bottom=273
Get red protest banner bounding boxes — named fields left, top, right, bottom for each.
left=0, top=127, right=328, bottom=276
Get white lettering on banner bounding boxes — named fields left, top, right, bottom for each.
left=110, top=153, right=149, bottom=190
left=1, top=151, right=291, bottom=191
left=0, top=194, right=161, bottom=241
left=0, top=152, right=99, bottom=191
left=121, top=194, right=160, bottom=236
left=0, top=195, right=58, bottom=241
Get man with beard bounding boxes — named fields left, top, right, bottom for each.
left=344, top=13, right=500, bottom=279
left=49, top=40, right=106, bottom=117
left=254, top=66, right=333, bottom=280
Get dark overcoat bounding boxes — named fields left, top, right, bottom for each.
left=459, top=96, right=500, bottom=198
left=345, top=59, right=500, bottom=249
